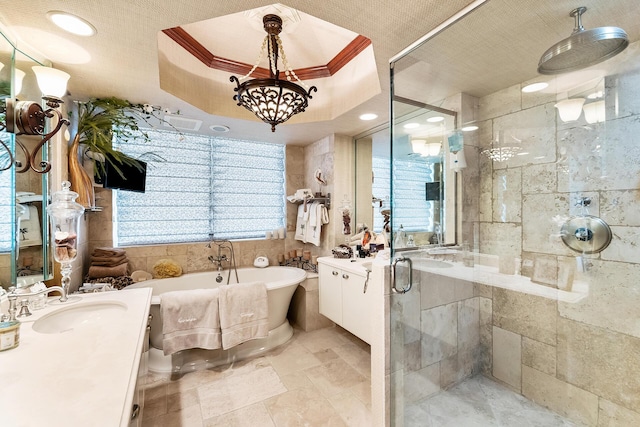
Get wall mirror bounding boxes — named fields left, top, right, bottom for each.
left=354, top=97, right=458, bottom=248
left=0, top=28, right=53, bottom=289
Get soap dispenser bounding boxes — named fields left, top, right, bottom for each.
left=394, top=224, right=407, bottom=249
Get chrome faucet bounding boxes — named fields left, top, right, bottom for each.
left=3, top=286, right=67, bottom=321
left=208, top=254, right=228, bottom=271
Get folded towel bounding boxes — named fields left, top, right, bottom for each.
left=161, top=289, right=221, bottom=355
left=87, top=263, right=129, bottom=279
left=93, top=247, right=126, bottom=257
left=294, top=203, right=307, bottom=243
left=90, top=254, right=128, bottom=266
left=219, top=282, right=269, bottom=350
left=305, top=203, right=330, bottom=247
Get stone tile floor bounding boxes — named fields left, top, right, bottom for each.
left=141, top=324, right=575, bottom=426
left=405, top=375, right=577, bottom=427
left=141, top=325, right=372, bottom=427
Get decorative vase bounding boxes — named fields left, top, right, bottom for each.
left=68, top=134, right=95, bottom=209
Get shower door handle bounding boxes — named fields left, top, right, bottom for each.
left=392, top=256, right=412, bottom=294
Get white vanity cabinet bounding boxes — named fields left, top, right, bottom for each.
left=318, top=257, right=373, bottom=344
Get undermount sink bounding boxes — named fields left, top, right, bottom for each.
left=413, top=259, right=454, bottom=268
left=33, top=301, right=128, bottom=334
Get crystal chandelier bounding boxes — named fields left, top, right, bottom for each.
left=230, top=14, right=317, bottom=132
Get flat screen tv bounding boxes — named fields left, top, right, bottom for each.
left=102, top=156, right=147, bottom=193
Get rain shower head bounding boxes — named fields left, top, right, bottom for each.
left=538, top=6, right=629, bottom=75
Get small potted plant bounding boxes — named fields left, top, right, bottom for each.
left=69, top=97, right=165, bottom=208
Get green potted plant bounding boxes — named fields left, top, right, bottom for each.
left=69, top=97, right=165, bottom=208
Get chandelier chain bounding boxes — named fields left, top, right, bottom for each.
left=275, top=35, right=308, bottom=89
left=239, top=36, right=269, bottom=81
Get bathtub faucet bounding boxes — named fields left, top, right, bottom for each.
left=208, top=254, right=228, bottom=271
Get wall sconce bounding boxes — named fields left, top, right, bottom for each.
left=410, top=139, right=442, bottom=158
left=0, top=66, right=70, bottom=173
left=583, top=100, right=605, bottom=124
left=555, top=98, right=585, bottom=122
left=13, top=69, right=25, bottom=96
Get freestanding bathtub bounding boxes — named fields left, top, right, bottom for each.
left=127, top=266, right=306, bottom=373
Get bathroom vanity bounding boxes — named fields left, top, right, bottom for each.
left=0, top=288, right=152, bottom=427
left=318, top=257, right=373, bottom=344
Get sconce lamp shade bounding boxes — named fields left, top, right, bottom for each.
left=32, top=66, right=70, bottom=98
left=14, top=69, right=25, bottom=96
left=0, top=62, right=4, bottom=72
left=555, top=98, right=585, bottom=122
left=410, top=139, right=426, bottom=154
left=583, top=100, right=606, bottom=124
left=425, top=142, right=442, bottom=157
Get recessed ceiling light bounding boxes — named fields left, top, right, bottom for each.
left=403, top=123, right=420, bottom=129
left=359, top=113, right=378, bottom=121
left=522, top=82, right=549, bottom=93
left=210, top=125, right=230, bottom=132
left=427, top=116, right=444, bottom=123
left=47, top=11, right=96, bottom=36
left=461, top=125, right=478, bottom=132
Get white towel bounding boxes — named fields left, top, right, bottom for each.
left=219, top=282, right=269, bottom=349
left=161, top=289, right=221, bottom=355
left=294, top=203, right=308, bottom=243
left=305, top=203, right=330, bottom=246
left=18, top=205, right=42, bottom=248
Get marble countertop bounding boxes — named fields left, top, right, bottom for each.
left=317, top=256, right=372, bottom=276
left=0, top=288, right=152, bottom=427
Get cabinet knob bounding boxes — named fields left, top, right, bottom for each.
left=342, top=273, right=349, bottom=279
left=332, top=271, right=339, bottom=276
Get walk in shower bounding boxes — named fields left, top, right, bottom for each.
left=387, top=0, right=640, bottom=425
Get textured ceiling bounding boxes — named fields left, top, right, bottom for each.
left=1, top=0, right=638, bottom=144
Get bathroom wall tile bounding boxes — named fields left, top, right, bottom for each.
left=557, top=114, right=640, bottom=193
left=473, top=283, right=492, bottom=299
left=440, top=349, right=475, bottom=390
left=558, top=259, right=640, bottom=338
left=479, top=222, right=522, bottom=257
left=420, top=272, right=473, bottom=310
left=492, top=326, right=521, bottom=391
left=605, top=64, right=640, bottom=121
left=493, top=288, right=557, bottom=345
left=522, top=193, right=572, bottom=256
left=601, top=226, right=640, bottom=264
left=521, top=337, right=556, bottom=376
left=568, top=191, right=600, bottom=217
left=457, top=297, right=480, bottom=354
left=168, top=244, right=189, bottom=256
left=404, top=363, right=440, bottom=404
left=124, top=245, right=168, bottom=258
left=491, top=104, right=557, bottom=169
left=522, top=163, right=557, bottom=194
left=402, top=282, right=422, bottom=344
left=421, top=302, right=458, bottom=366
left=403, top=340, right=422, bottom=373
left=598, top=398, right=640, bottom=427
left=389, top=294, right=406, bottom=375
left=492, top=167, right=521, bottom=223
left=522, top=365, right=598, bottom=426
left=479, top=297, right=493, bottom=375
left=478, top=151, right=493, bottom=223
left=600, top=189, right=640, bottom=226
left=557, top=317, right=640, bottom=413
left=477, top=84, right=522, bottom=122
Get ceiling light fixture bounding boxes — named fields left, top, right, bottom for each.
left=0, top=66, right=70, bottom=173
left=230, top=14, right=317, bottom=132
left=426, top=116, right=445, bottom=123
left=47, top=11, right=97, bottom=36
left=359, top=113, right=378, bottom=121
left=461, top=125, right=478, bottom=132
left=403, top=122, right=420, bottom=129
left=522, top=82, right=549, bottom=93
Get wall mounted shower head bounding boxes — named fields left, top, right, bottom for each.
left=538, top=6, right=629, bottom=75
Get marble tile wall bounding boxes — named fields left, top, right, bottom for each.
left=460, top=54, right=640, bottom=425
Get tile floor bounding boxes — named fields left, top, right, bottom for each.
left=141, top=325, right=372, bottom=426
left=142, top=325, right=575, bottom=427
left=405, top=375, right=577, bottom=427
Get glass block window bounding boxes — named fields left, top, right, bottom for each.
left=113, top=129, right=285, bottom=246
left=0, top=131, right=13, bottom=253
left=372, top=156, right=435, bottom=233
